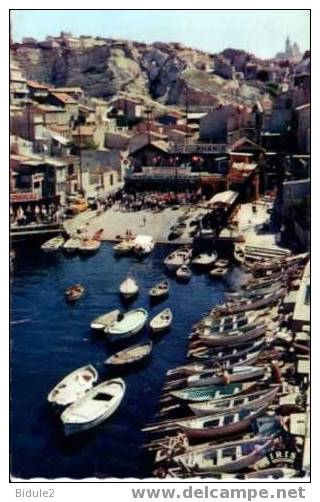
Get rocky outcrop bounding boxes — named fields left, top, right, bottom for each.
left=12, top=39, right=264, bottom=106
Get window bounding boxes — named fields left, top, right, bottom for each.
left=34, top=181, right=40, bottom=189
left=110, top=173, right=114, bottom=186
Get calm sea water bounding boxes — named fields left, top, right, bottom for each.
left=10, top=242, right=234, bottom=479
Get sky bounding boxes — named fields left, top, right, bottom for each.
left=11, top=10, right=310, bottom=59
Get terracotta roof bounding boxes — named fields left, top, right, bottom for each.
left=27, top=80, right=50, bottom=90
left=50, top=92, right=78, bottom=104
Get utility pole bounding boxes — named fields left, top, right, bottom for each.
left=185, top=86, right=189, bottom=146
left=145, top=106, right=153, bottom=144
left=78, top=122, right=83, bottom=194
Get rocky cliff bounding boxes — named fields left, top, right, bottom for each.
left=12, top=40, right=263, bottom=106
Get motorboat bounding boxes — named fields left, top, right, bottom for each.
left=106, top=308, right=148, bottom=341
left=41, top=235, right=65, bottom=252
left=119, top=277, right=139, bottom=299
left=61, top=378, right=126, bottom=435
left=133, top=235, right=155, bottom=256
left=176, top=264, right=192, bottom=281
left=149, top=280, right=170, bottom=300
left=65, top=284, right=85, bottom=302
left=47, top=365, right=98, bottom=408
left=150, top=308, right=173, bottom=333
left=192, top=252, right=218, bottom=268
left=104, top=342, right=152, bottom=366
left=90, top=309, right=121, bottom=331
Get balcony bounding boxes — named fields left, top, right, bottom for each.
left=10, top=189, right=42, bottom=203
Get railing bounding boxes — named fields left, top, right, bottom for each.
left=168, top=143, right=227, bottom=154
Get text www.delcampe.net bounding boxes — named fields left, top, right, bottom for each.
left=131, top=486, right=306, bottom=501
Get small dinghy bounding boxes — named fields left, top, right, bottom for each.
left=187, top=365, right=266, bottom=387
left=173, top=436, right=273, bottom=473
left=65, top=284, right=84, bottom=302
left=106, top=308, right=148, bottom=341
left=150, top=308, right=173, bottom=333
left=215, top=259, right=229, bottom=268
left=149, top=280, right=170, bottom=300
left=104, top=341, right=152, bottom=367
left=192, top=252, right=218, bottom=268
left=189, top=386, right=279, bottom=416
left=90, top=309, right=121, bottom=331
left=63, top=236, right=82, bottom=254
left=176, top=264, right=192, bottom=281
left=113, top=240, right=135, bottom=256
left=119, top=277, right=139, bottom=299
left=176, top=406, right=266, bottom=440
left=209, top=267, right=228, bottom=279
left=61, top=378, right=126, bottom=435
left=47, top=365, right=98, bottom=408
left=41, top=235, right=65, bottom=252
left=78, top=238, right=101, bottom=255
left=164, top=247, right=192, bottom=271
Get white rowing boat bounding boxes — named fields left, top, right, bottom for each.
left=47, top=365, right=98, bottom=408
left=176, top=264, right=192, bottom=281
left=41, top=235, right=65, bottom=252
left=113, top=240, right=135, bottom=256
left=90, top=309, right=121, bottom=331
left=106, top=308, right=148, bottom=341
left=150, top=308, right=173, bottom=333
left=192, top=252, right=218, bottom=268
left=149, top=280, right=170, bottom=300
left=119, top=277, right=139, bottom=299
left=61, top=378, right=125, bottom=435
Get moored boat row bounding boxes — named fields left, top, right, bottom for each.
left=142, top=247, right=310, bottom=479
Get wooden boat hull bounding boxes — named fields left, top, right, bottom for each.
left=47, top=365, right=98, bottom=408
left=187, top=366, right=265, bottom=387
left=198, top=324, right=266, bottom=347
left=107, top=309, right=148, bottom=342
left=150, top=309, right=173, bottom=333
left=170, top=383, right=254, bottom=402
left=105, top=342, right=152, bottom=366
left=189, top=387, right=279, bottom=416
left=62, top=381, right=125, bottom=436
left=178, top=408, right=264, bottom=440
left=174, top=438, right=272, bottom=474
left=90, top=309, right=120, bottom=331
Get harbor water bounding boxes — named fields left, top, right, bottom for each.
left=10, top=242, right=234, bottom=479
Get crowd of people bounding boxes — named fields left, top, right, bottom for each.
left=115, top=190, right=203, bottom=212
